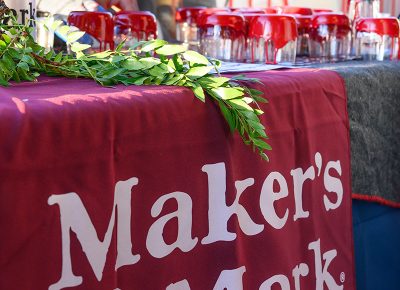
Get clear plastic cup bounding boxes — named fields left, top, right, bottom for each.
left=114, top=11, right=157, bottom=50
left=247, top=14, right=297, bottom=64
left=355, top=17, right=399, bottom=60
left=198, top=13, right=246, bottom=62
left=175, top=7, right=205, bottom=50
left=309, top=13, right=351, bottom=62
left=295, top=16, right=312, bottom=57
left=68, top=11, right=114, bottom=52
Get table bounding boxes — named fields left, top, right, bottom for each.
left=0, top=69, right=355, bottom=289
left=320, top=61, right=400, bottom=290
left=318, top=61, right=400, bottom=207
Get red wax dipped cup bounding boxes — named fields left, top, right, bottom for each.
left=114, top=11, right=157, bottom=49
left=198, top=13, right=246, bottom=62
left=355, top=17, right=400, bottom=61
left=309, top=13, right=351, bottom=62
left=313, top=9, right=334, bottom=13
left=295, top=16, right=312, bottom=56
left=248, top=15, right=297, bottom=64
left=242, top=13, right=267, bottom=61
left=281, top=6, right=313, bottom=16
left=175, top=7, right=206, bottom=48
left=197, top=8, right=231, bottom=19
left=232, top=8, right=266, bottom=14
left=264, top=7, right=279, bottom=14
left=68, top=11, right=114, bottom=52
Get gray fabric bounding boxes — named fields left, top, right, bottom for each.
left=315, top=61, right=400, bottom=204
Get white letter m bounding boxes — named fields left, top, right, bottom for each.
left=47, top=178, right=140, bottom=290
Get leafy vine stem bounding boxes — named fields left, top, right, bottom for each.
left=0, top=2, right=271, bottom=160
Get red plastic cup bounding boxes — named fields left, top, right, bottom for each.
left=281, top=6, right=313, bottom=16
left=309, top=13, right=351, bottom=62
left=68, top=11, right=114, bottom=52
left=248, top=14, right=298, bottom=64
left=264, top=8, right=279, bottom=14
left=313, top=9, right=334, bottom=13
left=232, top=8, right=266, bottom=14
left=355, top=17, right=400, bottom=60
left=175, top=7, right=206, bottom=47
left=196, top=8, right=231, bottom=21
left=198, top=13, right=246, bottom=62
left=114, top=11, right=157, bottom=49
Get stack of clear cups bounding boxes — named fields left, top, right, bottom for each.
left=348, top=0, right=380, bottom=55
left=309, top=13, right=351, bottom=62
left=241, top=13, right=267, bottom=62
left=175, top=7, right=205, bottom=50
left=348, top=0, right=380, bottom=24
left=355, top=17, right=399, bottom=60
left=198, top=13, right=246, bottom=62
left=114, top=11, right=157, bottom=50
left=68, top=11, right=115, bottom=52
left=295, top=16, right=312, bottom=57
left=248, top=15, right=298, bottom=64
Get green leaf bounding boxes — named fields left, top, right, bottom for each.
left=198, top=76, right=230, bottom=88
left=231, top=74, right=264, bottom=85
left=141, top=39, right=168, bottom=52
left=229, top=99, right=253, bottom=111
left=54, top=52, right=63, bottom=62
left=90, top=50, right=113, bottom=59
left=122, top=59, right=145, bottom=70
left=67, top=31, right=85, bottom=43
left=0, top=76, right=9, bottom=86
left=219, top=102, right=236, bottom=132
left=21, top=55, right=35, bottom=66
left=0, top=40, right=6, bottom=49
left=164, top=74, right=183, bottom=85
left=254, top=109, right=264, bottom=116
left=148, top=65, right=167, bottom=77
left=57, top=25, right=70, bottom=36
left=2, top=54, right=16, bottom=71
left=17, top=62, right=30, bottom=71
left=252, top=138, right=272, bottom=151
left=182, top=50, right=209, bottom=65
left=50, top=20, right=63, bottom=31
left=155, top=44, right=187, bottom=56
left=101, top=68, right=127, bottom=79
left=110, top=55, right=126, bottom=63
left=186, top=66, right=213, bottom=79
left=172, top=55, right=184, bottom=72
left=8, top=48, right=21, bottom=59
left=192, top=85, right=205, bottom=102
left=139, top=57, right=161, bottom=69
left=70, top=42, right=91, bottom=53
left=211, top=87, right=244, bottom=100
left=45, top=50, right=54, bottom=60
left=2, top=33, right=11, bottom=44
left=132, top=76, right=149, bottom=85
left=115, top=39, right=126, bottom=52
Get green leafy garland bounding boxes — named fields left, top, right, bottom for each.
left=0, top=5, right=271, bottom=160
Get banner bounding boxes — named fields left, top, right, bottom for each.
left=0, top=69, right=355, bottom=290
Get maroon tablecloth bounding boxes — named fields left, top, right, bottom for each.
left=0, top=69, right=355, bottom=290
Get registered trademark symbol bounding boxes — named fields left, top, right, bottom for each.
left=340, top=272, right=346, bottom=283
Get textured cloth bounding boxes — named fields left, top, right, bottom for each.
left=317, top=61, right=400, bottom=207
left=0, top=70, right=355, bottom=290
